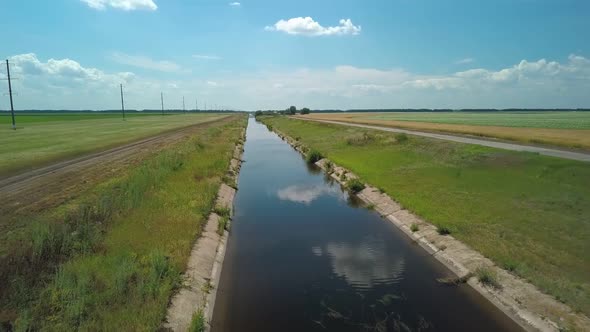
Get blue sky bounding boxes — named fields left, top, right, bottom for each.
left=1, top=0, right=589, bottom=110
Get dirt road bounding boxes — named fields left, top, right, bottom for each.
left=296, top=117, right=590, bottom=162
left=0, top=116, right=231, bottom=219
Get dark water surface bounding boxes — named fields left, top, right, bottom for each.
left=211, top=118, right=521, bottom=332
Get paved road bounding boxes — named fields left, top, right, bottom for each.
left=296, top=118, right=590, bottom=162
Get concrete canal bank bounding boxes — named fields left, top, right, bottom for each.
left=163, top=129, right=245, bottom=332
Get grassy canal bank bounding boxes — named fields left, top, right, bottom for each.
left=260, top=115, right=590, bottom=319
left=0, top=115, right=247, bottom=330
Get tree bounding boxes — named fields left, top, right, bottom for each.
left=300, top=107, right=311, bottom=115
left=287, top=106, right=297, bottom=115
left=255, top=110, right=263, bottom=117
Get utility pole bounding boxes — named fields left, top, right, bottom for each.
left=195, top=98, right=198, bottom=112
left=120, top=84, right=126, bottom=120
left=161, top=92, right=164, bottom=115
left=5, top=60, right=16, bottom=130
left=183, top=96, right=186, bottom=114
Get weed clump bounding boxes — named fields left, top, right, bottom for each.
left=347, top=178, right=365, bottom=194
left=346, top=132, right=375, bottom=146
left=306, top=150, right=324, bottom=164
left=410, top=223, right=420, bottom=232
left=189, top=309, right=206, bottom=332
left=217, top=216, right=229, bottom=235
left=395, top=133, right=408, bottom=143
left=437, top=226, right=452, bottom=235
left=324, top=160, right=334, bottom=173
left=476, top=267, right=501, bottom=289
left=213, top=206, right=231, bottom=218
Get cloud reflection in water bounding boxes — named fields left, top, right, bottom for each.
left=277, top=184, right=343, bottom=205
left=312, top=237, right=405, bottom=290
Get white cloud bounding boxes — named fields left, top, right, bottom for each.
left=229, top=2, right=241, bottom=7
left=81, top=0, right=157, bottom=11
left=110, top=53, right=180, bottom=72
left=265, top=17, right=361, bottom=36
left=192, top=54, right=221, bottom=60
left=5, top=53, right=590, bottom=110
left=10, top=53, right=134, bottom=84
left=406, top=55, right=589, bottom=90
left=455, top=58, right=474, bottom=65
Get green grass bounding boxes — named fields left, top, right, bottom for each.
left=0, top=115, right=246, bottom=330
left=261, top=116, right=590, bottom=316
left=0, top=112, right=226, bottom=176
left=365, top=111, right=590, bottom=129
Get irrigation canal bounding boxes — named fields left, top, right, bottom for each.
left=211, top=118, right=522, bottom=331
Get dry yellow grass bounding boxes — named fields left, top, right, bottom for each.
left=298, top=113, right=590, bottom=150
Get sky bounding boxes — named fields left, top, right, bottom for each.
left=1, top=0, right=589, bottom=111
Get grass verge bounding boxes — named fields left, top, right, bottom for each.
left=261, top=116, right=590, bottom=316
left=0, top=115, right=246, bottom=330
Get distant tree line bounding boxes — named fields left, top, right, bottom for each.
left=254, top=106, right=312, bottom=117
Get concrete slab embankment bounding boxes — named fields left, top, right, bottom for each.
left=271, top=127, right=590, bottom=332
left=163, top=129, right=245, bottom=332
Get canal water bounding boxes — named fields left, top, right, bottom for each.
left=211, top=118, right=521, bottom=332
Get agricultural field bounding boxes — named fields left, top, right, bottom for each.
left=261, top=116, right=590, bottom=317
left=298, top=111, right=590, bottom=150
left=0, top=112, right=226, bottom=176
left=0, top=115, right=247, bottom=330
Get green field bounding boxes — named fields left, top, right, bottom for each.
left=1, top=116, right=246, bottom=330
left=262, top=116, right=590, bottom=317
left=1, top=112, right=165, bottom=124
left=364, top=111, right=590, bottom=129
left=0, top=112, right=226, bottom=176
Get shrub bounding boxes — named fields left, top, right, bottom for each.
left=395, top=133, right=408, bottom=143
left=410, top=223, right=420, bottom=232
left=306, top=150, right=323, bottom=164
left=324, top=160, right=334, bottom=173
left=347, top=178, right=365, bottom=194
left=366, top=204, right=375, bottom=210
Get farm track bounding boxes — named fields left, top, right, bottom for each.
left=296, top=117, right=590, bottom=162
left=0, top=116, right=231, bottom=218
